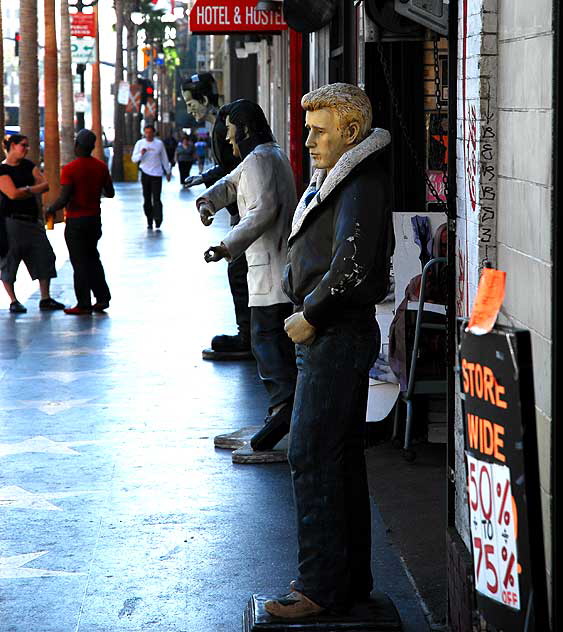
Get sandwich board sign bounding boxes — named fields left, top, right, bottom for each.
left=459, top=324, right=549, bottom=630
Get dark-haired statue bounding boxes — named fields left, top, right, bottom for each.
left=181, top=73, right=251, bottom=362
left=197, top=99, right=297, bottom=453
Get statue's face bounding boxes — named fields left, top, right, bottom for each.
left=182, top=88, right=209, bottom=122
left=305, top=108, right=352, bottom=172
left=225, top=116, right=241, bottom=158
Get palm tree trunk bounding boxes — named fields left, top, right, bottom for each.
left=0, top=0, right=6, bottom=160
left=91, top=4, right=104, bottom=162
left=59, top=0, right=75, bottom=166
left=125, top=4, right=137, bottom=146
left=43, top=0, right=61, bottom=206
left=19, top=0, right=40, bottom=165
left=112, top=0, right=125, bottom=181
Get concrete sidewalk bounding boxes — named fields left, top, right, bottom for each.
left=1, top=178, right=429, bottom=631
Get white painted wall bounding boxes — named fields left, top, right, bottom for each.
left=455, top=0, right=554, bottom=611
left=455, top=0, right=500, bottom=548
left=496, top=0, right=554, bottom=606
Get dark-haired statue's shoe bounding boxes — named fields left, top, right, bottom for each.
left=202, top=333, right=253, bottom=361
left=265, top=591, right=325, bottom=619
left=250, top=403, right=292, bottom=451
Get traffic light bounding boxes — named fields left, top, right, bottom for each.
left=15, top=32, right=21, bottom=56
left=138, top=78, right=154, bottom=105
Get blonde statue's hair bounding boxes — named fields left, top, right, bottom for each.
left=301, top=83, right=372, bottom=140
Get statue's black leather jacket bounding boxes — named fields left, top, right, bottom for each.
left=282, top=128, right=393, bottom=329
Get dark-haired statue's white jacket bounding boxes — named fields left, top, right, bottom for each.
left=197, top=142, right=297, bottom=307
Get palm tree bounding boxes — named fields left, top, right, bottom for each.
left=91, top=4, right=104, bottom=162
left=19, top=0, right=40, bottom=165
left=43, top=0, right=61, bottom=204
left=59, top=0, right=75, bottom=166
left=125, top=2, right=138, bottom=146
left=112, top=0, right=125, bottom=180
left=0, top=0, right=6, bottom=160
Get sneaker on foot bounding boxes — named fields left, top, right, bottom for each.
left=64, top=305, right=93, bottom=315
left=155, top=220, right=162, bottom=229
left=92, top=302, right=109, bottom=312
left=9, top=300, right=27, bottom=314
left=265, top=591, right=325, bottom=619
left=39, top=297, right=65, bottom=311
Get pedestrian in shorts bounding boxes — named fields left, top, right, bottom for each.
left=0, top=134, right=65, bottom=313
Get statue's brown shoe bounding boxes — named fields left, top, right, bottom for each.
left=265, top=590, right=325, bottom=619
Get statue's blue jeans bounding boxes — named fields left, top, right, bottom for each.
left=289, top=319, right=381, bottom=614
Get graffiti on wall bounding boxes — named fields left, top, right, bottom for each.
left=459, top=0, right=498, bottom=317
left=478, top=80, right=497, bottom=268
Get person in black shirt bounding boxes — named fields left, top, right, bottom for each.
left=0, top=134, right=65, bottom=313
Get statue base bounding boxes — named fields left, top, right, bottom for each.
left=214, top=426, right=262, bottom=450
left=243, top=593, right=402, bottom=631
left=232, top=445, right=288, bottom=465
left=202, top=347, right=254, bottom=361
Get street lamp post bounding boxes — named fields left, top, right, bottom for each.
left=76, top=63, right=86, bottom=130
left=68, top=0, right=103, bottom=160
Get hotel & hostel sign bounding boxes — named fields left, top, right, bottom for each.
left=189, top=0, right=288, bottom=33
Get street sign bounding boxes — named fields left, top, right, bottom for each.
left=70, top=12, right=96, bottom=37
left=126, top=85, right=141, bottom=113
left=71, top=36, right=95, bottom=64
left=189, top=0, right=288, bottom=33
left=459, top=324, right=549, bottom=629
left=117, top=81, right=130, bottom=106
left=144, top=98, right=157, bottom=120
left=75, top=92, right=87, bottom=113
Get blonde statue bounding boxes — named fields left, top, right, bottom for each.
left=266, top=83, right=395, bottom=619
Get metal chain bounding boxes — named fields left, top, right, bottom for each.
left=375, top=39, right=447, bottom=210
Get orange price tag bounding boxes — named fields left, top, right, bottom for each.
left=467, top=268, right=506, bottom=335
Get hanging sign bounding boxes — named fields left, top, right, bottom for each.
left=75, top=92, right=87, bottom=113
left=126, top=84, right=141, bottom=113
left=117, top=81, right=130, bottom=106
left=144, top=98, right=157, bottom=120
left=189, top=0, right=288, bottom=33
left=70, top=12, right=96, bottom=38
left=459, top=325, right=548, bottom=629
left=71, top=37, right=95, bottom=64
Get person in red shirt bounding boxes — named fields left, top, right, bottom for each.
left=46, top=129, right=115, bottom=315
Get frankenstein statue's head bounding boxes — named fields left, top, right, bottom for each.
left=181, top=73, right=219, bottom=122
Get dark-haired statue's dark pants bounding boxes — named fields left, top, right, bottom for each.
left=65, top=216, right=111, bottom=308
left=250, top=303, right=296, bottom=413
left=228, top=254, right=251, bottom=341
left=288, top=319, right=380, bottom=614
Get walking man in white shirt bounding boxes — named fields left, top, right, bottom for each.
left=131, top=125, right=171, bottom=229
